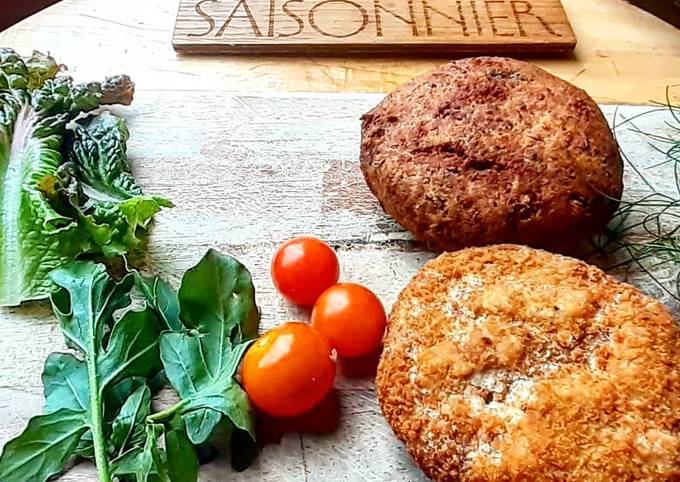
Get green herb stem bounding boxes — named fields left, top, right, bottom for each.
left=146, top=399, right=189, bottom=425
left=88, top=360, right=111, bottom=482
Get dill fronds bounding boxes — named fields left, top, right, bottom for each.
left=595, top=86, right=680, bottom=301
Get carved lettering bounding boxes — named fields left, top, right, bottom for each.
left=189, top=0, right=216, bottom=36
left=216, top=0, right=263, bottom=37
left=268, top=0, right=276, bottom=36
left=484, top=0, right=514, bottom=36
left=178, top=0, right=574, bottom=49
left=281, top=0, right=305, bottom=36
left=374, top=0, right=418, bottom=37
left=510, top=0, right=561, bottom=36
left=309, top=0, right=369, bottom=38
left=469, top=0, right=483, bottom=35
left=422, top=0, right=467, bottom=36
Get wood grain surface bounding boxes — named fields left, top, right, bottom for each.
left=0, top=94, right=677, bottom=481
left=172, top=0, right=576, bottom=54
left=0, top=0, right=678, bottom=103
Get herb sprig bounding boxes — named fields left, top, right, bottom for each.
left=594, top=86, right=680, bottom=301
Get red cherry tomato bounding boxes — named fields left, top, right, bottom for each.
left=271, top=237, right=339, bottom=306
left=311, top=283, right=387, bottom=358
left=241, top=322, right=336, bottom=418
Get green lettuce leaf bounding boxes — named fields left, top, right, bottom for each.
left=0, top=48, right=169, bottom=306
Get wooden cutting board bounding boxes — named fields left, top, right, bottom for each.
left=172, top=0, right=576, bottom=54
left=0, top=94, right=676, bottom=481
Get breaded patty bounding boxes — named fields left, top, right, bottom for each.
left=360, top=58, right=622, bottom=252
left=376, top=245, right=680, bottom=482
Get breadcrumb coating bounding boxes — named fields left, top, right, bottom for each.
left=377, top=245, right=680, bottom=481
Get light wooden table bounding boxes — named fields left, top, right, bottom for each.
left=0, top=0, right=678, bottom=104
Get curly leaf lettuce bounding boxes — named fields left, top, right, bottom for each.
left=0, top=48, right=170, bottom=306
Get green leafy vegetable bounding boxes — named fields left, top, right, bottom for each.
left=177, top=249, right=260, bottom=340
left=111, top=424, right=168, bottom=482
left=158, top=249, right=259, bottom=443
left=165, top=420, right=199, bottom=482
left=134, top=273, right=182, bottom=331
left=0, top=409, right=87, bottom=481
left=0, top=250, right=260, bottom=482
left=59, top=112, right=172, bottom=257
left=0, top=261, right=163, bottom=481
left=0, top=48, right=170, bottom=306
left=110, top=385, right=151, bottom=456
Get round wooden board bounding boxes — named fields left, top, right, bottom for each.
left=0, top=94, right=677, bottom=480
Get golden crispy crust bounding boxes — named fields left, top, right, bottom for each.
left=360, top=58, right=623, bottom=252
left=376, top=245, right=680, bottom=482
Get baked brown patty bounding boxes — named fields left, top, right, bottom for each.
left=377, top=245, right=680, bottom=482
left=360, top=58, right=622, bottom=252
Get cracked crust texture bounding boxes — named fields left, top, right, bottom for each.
left=376, top=245, right=680, bottom=482
left=360, top=58, right=623, bottom=252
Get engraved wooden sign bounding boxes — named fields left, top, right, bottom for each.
left=173, top=0, right=576, bottom=54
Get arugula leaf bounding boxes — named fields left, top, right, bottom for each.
left=178, top=248, right=259, bottom=341
left=110, top=385, right=151, bottom=456
left=111, top=424, right=168, bottom=482
left=165, top=420, right=199, bottom=482
left=42, top=352, right=89, bottom=413
left=157, top=250, right=258, bottom=447
left=50, top=261, right=135, bottom=350
left=0, top=250, right=261, bottom=482
left=134, top=272, right=182, bottom=331
left=0, top=409, right=87, bottom=481
left=181, top=408, right=224, bottom=445
left=0, top=261, right=164, bottom=482
left=41, top=352, right=99, bottom=458
left=49, top=261, right=163, bottom=480
left=106, top=376, right=161, bottom=420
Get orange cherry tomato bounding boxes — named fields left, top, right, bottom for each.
left=311, top=283, right=387, bottom=358
left=271, top=237, right=340, bottom=306
left=241, top=322, right=337, bottom=418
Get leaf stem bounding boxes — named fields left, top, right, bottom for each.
left=87, top=359, right=111, bottom=482
left=146, top=399, right=189, bottom=424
